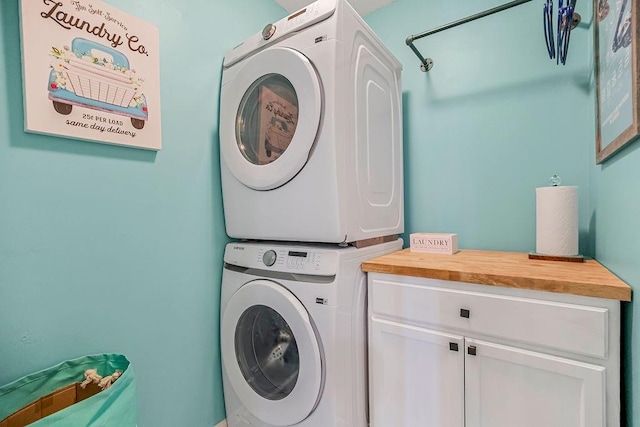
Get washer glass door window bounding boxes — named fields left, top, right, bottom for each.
left=221, top=280, right=323, bottom=426
left=235, top=304, right=300, bottom=400
left=221, top=47, right=322, bottom=191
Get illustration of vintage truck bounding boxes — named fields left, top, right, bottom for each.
left=48, top=38, right=148, bottom=129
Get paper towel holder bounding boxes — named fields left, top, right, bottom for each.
left=529, top=174, right=585, bottom=263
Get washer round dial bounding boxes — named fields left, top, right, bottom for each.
left=263, top=250, right=277, bottom=267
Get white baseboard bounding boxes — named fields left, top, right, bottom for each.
left=215, top=420, right=227, bottom=427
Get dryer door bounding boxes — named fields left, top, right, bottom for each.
left=220, top=47, right=322, bottom=190
left=221, top=280, right=323, bottom=426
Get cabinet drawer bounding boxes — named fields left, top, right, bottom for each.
left=370, top=278, right=608, bottom=358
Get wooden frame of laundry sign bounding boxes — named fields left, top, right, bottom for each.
left=594, top=0, right=640, bottom=164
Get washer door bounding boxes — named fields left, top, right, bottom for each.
left=220, top=47, right=322, bottom=191
left=221, top=280, right=323, bottom=426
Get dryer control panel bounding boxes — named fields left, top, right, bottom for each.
left=223, top=0, right=336, bottom=68
left=224, top=243, right=340, bottom=276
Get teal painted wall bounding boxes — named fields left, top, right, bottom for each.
left=0, top=1, right=283, bottom=426
left=591, top=141, right=640, bottom=426
left=366, top=0, right=594, bottom=254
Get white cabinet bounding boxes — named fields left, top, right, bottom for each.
left=464, top=338, right=605, bottom=427
left=369, top=318, right=464, bottom=427
left=368, top=274, right=621, bottom=427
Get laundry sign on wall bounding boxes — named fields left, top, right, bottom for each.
left=594, top=0, right=638, bottom=163
left=19, top=0, right=162, bottom=150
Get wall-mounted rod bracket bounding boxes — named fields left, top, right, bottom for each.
left=406, top=0, right=534, bottom=72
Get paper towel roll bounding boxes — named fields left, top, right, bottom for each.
left=536, top=186, right=578, bottom=256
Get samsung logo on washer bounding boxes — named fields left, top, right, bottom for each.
left=232, top=246, right=245, bottom=251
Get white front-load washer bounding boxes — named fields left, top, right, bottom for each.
left=219, top=0, right=403, bottom=244
left=220, top=239, right=402, bottom=426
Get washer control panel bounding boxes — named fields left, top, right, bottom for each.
left=257, top=248, right=324, bottom=273
left=284, top=250, right=321, bottom=271
left=225, top=243, right=340, bottom=276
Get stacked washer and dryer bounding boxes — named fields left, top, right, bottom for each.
left=218, top=0, right=403, bottom=426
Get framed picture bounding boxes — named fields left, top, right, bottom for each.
left=19, top=0, right=161, bottom=150
left=594, top=0, right=639, bottom=164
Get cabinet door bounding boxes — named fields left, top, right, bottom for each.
left=464, top=338, right=605, bottom=427
left=369, top=317, right=464, bottom=427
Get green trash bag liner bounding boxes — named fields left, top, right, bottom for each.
left=0, top=353, right=137, bottom=426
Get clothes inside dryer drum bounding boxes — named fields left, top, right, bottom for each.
left=235, top=74, right=299, bottom=166
left=235, top=305, right=300, bottom=401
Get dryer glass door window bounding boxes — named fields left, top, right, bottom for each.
left=220, top=47, right=322, bottom=191
left=237, top=74, right=298, bottom=166
left=235, top=304, right=300, bottom=400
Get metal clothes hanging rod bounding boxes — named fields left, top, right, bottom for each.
left=406, top=0, right=534, bottom=72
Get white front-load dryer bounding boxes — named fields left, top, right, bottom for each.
left=219, top=0, right=403, bottom=244
left=220, top=239, right=402, bottom=426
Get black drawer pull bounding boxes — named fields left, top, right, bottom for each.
left=468, top=345, right=477, bottom=356
left=449, top=342, right=459, bottom=352
left=460, top=308, right=470, bottom=318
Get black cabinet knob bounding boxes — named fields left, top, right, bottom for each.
left=468, top=345, right=477, bottom=356
left=460, top=308, right=470, bottom=318
left=449, top=342, right=459, bottom=352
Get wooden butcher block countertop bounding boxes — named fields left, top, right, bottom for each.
left=361, top=249, right=632, bottom=301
